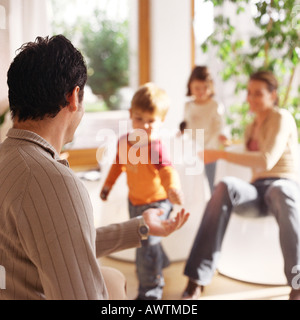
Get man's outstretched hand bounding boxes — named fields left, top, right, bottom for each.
left=142, top=208, right=190, bottom=237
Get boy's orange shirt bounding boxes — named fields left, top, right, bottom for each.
left=103, top=134, right=181, bottom=205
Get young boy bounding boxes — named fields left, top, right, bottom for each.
left=100, top=83, right=183, bottom=300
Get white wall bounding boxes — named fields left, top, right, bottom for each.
left=0, top=0, right=10, bottom=116
left=150, top=0, right=192, bottom=132
left=0, top=0, right=50, bottom=141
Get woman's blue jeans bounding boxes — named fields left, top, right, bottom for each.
left=129, top=199, right=173, bottom=299
left=205, top=161, right=216, bottom=194
left=184, top=176, right=300, bottom=287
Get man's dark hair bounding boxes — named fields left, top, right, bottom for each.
left=7, top=35, right=87, bottom=121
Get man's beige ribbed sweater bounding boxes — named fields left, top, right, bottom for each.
left=0, top=128, right=141, bottom=300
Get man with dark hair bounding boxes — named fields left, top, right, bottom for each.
left=8, top=35, right=87, bottom=122
left=0, top=35, right=189, bottom=300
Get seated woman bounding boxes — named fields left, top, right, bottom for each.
left=181, top=70, right=300, bottom=300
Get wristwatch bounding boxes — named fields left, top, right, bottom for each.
left=137, top=216, right=149, bottom=240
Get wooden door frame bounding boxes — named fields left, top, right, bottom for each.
left=191, top=0, right=195, bottom=69
left=138, top=0, right=151, bottom=85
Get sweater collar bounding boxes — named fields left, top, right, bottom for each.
left=6, top=128, right=69, bottom=167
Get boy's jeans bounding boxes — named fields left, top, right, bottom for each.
left=184, top=176, right=300, bottom=286
left=129, top=199, right=173, bottom=300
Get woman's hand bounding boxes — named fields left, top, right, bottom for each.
left=142, top=208, right=189, bottom=237
left=199, top=149, right=226, bottom=164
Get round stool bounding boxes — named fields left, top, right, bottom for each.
left=217, top=213, right=286, bottom=285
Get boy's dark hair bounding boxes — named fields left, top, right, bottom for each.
left=7, top=35, right=87, bottom=121
left=186, top=65, right=214, bottom=97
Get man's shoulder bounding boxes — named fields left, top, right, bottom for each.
left=1, top=139, right=74, bottom=181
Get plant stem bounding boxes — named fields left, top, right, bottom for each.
left=282, top=66, right=296, bottom=107
left=264, top=1, right=274, bottom=68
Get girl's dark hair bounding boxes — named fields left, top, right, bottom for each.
left=7, top=35, right=87, bottom=121
left=186, top=66, right=214, bottom=97
left=250, top=70, right=279, bottom=106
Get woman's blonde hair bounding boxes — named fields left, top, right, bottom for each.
left=131, top=82, right=170, bottom=121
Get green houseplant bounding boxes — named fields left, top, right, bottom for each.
left=80, top=11, right=129, bottom=110
left=50, top=1, right=129, bottom=111
left=201, top=0, right=300, bottom=140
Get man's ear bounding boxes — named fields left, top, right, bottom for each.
left=129, top=108, right=133, bottom=119
left=66, top=86, right=80, bottom=112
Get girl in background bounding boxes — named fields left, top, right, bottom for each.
left=179, top=66, right=228, bottom=193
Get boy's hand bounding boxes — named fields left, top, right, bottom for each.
left=168, top=188, right=183, bottom=205
left=100, top=186, right=111, bottom=201
left=143, top=208, right=189, bottom=237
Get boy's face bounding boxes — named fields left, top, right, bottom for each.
left=130, top=109, right=162, bottom=140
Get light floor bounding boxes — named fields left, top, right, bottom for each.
left=74, top=154, right=291, bottom=301
left=78, top=172, right=291, bottom=301
left=99, top=256, right=291, bottom=300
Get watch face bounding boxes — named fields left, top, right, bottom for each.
left=139, top=225, right=149, bottom=235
